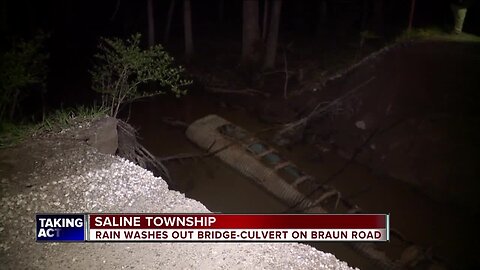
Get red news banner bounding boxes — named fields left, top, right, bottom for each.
left=88, top=214, right=389, bottom=242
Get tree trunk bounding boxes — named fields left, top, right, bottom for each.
left=110, top=0, right=121, bottom=21
left=147, top=0, right=155, bottom=46
left=320, top=0, right=327, bottom=23
left=26, top=0, right=36, bottom=34
left=408, top=0, right=415, bottom=31
left=371, top=0, right=384, bottom=33
left=41, top=89, right=46, bottom=121
left=262, top=0, right=269, bottom=41
left=263, top=0, right=282, bottom=70
left=218, top=0, right=224, bottom=22
left=184, top=0, right=194, bottom=61
left=122, top=1, right=130, bottom=35
left=361, top=0, right=368, bottom=31
left=316, top=0, right=327, bottom=36
left=241, top=0, right=261, bottom=66
left=1, top=0, right=7, bottom=34
left=164, top=0, right=175, bottom=44
left=9, top=90, right=19, bottom=120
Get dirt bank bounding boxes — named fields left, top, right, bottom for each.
left=0, top=119, right=357, bottom=270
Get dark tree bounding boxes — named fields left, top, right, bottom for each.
left=317, top=0, right=328, bottom=35
left=164, top=0, right=175, bottom=44
left=371, top=0, right=384, bottom=33
left=218, top=0, right=225, bottom=23
left=263, top=0, right=282, bottom=70
left=241, top=0, right=261, bottom=66
left=184, top=0, right=194, bottom=61
left=408, top=0, right=416, bottom=31
left=147, top=0, right=155, bottom=46
left=1, top=0, right=7, bottom=35
left=262, top=0, right=269, bottom=41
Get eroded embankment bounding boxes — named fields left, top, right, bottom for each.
left=0, top=119, right=357, bottom=270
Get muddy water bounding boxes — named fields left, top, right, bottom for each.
left=128, top=92, right=476, bottom=269
left=128, top=94, right=286, bottom=213
left=127, top=95, right=374, bottom=269
left=128, top=40, right=480, bottom=269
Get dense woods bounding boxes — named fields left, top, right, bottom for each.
left=1, top=1, right=480, bottom=269
left=1, top=0, right=479, bottom=120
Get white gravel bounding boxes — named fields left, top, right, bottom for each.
left=0, top=126, right=358, bottom=270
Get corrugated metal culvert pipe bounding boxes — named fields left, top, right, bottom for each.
left=186, top=114, right=446, bottom=270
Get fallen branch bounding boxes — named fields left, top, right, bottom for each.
left=116, top=120, right=171, bottom=184
left=326, top=44, right=398, bottom=83
left=157, top=152, right=203, bottom=162
left=277, top=76, right=376, bottom=140
left=283, top=50, right=289, bottom=99
left=296, top=43, right=398, bottom=94
left=161, top=117, right=189, bottom=129
left=157, top=140, right=236, bottom=162
left=205, top=86, right=270, bottom=98
left=262, top=69, right=295, bottom=76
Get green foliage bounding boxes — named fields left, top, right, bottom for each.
left=0, top=121, right=36, bottom=148
left=40, top=105, right=108, bottom=132
left=396, top=27, right=480, bottom=43
left=90, top=33, right=192, bottom=117
left=396, top=27, right=445, bottom=42
left=0, top=105, right=108, bottom=148
left=360, top=30, right=381, bottom=40
left=0, top=32, right=49, bottom=120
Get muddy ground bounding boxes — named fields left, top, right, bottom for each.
left=0, top=119, right=357, bottom=270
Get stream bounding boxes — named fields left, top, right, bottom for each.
left=128, top=41, right=479, bottom=269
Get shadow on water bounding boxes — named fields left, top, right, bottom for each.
left=128, top=41, right=480, bottom=270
